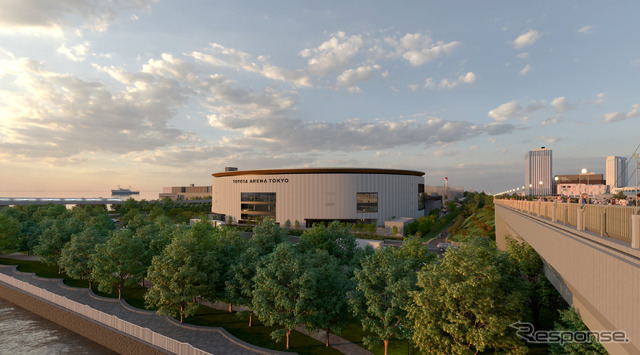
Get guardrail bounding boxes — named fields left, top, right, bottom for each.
left=0, top=272, right=210, bottom=355
left=495, top=199, right=640, bottom=248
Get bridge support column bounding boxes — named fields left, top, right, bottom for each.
left=632, top=215, right=640, bottom=249
left=552, top=203, right=557, bottom=222
left=537, top=202, right=541, bottom=217
left=577, top=208, right=585, bottom=231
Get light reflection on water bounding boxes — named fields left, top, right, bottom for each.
left=0, top=298, right=116, bottom=354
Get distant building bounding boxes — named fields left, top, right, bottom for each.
left=211, top=167, right=426, bottom=227
left=423, top=185, right=464, bottom=200
left=159, top=184, right=212, bottom=200
left=606, top=156, right=627, bottom=189
left=556, top=184, right=608, bottom=198
left=525, top=147, right=552, bottom=196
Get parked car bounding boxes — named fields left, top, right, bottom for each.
left=437, top=242, right=457, bottom=252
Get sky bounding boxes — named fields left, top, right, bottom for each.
left=1, top=1, right=639, bottom=196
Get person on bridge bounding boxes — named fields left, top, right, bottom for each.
left=579, top=193, right=589, bottom=204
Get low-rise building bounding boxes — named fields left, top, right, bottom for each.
left=159, top=184, right=212, bottom=200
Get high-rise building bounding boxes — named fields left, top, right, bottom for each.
left=606, top=156, right=627, bottom=189
left=524, top=147, right=552, bottom=196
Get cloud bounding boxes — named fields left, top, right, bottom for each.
left=513, top=29, right=539, bottom=49
left=193, top=43, right=312, bottom=87
left=388, top=32, right=460, bottom=66
left=516, top=52, right=529, bottom=59
left=299, top=31, right=363, bottom=76
left=57, top=42, right=91, bottom=62
left=538, top=136, right=560, bottom=144
left=577, top=25, right=592, bottom=35
left=595, top=93, right=605, bottom=105
left=519, top=64, right=532, bottom=75
left=433, top=149, right=459, bottom=158
left=336, top=64, right=381, bottom=91
left=0, top=56, right=190, bottom=162
left=541, top=116, right=561, bottom=126
left=603, top=104, right=640, bottom=123
left=488, top=101, right=523, bottom=121
left=438, top=72, right=476, bottom=90
left=550, top=96, right=574, bottom=113
left=0, top=0, right=155, bottom=34
left=525, top=100, right=546, bottom=113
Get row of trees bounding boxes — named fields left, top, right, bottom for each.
left=1, top=200, right=602, bottom=354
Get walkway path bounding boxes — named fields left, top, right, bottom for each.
left=0, top=254, right=371, bottom=355
left=202, top=301, right=372, bottom=355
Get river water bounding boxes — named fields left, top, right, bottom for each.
left=0, top=297, right=115, bottom=354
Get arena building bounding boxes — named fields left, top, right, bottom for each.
left=211, top=168, right=426, bottom=227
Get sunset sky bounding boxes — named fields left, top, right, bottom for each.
left=1, top=1, right=639, bottom=196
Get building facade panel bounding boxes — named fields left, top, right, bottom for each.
left=211, top=169, right=424, bottom=226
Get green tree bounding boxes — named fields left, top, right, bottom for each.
left=0, top=213, right=21, bottom=254
left=394, top=234, right=435, bottom=270
left=92, top=230, right=147, bottom=299
left=294, top=220, right=300, bottom=229
left=59, top=228, right=105, bottom=288
left=145, top=232, right=211, bottom=323
left=349, top=247, right=415, bottom=355
left=225, top=246, right=261, bottom=326
left=297, top=221, right=356, bottom=264
left=284, top=219, right=291, bottom=228
left=304, top=251, right=351, bottom=347
left=408, top=237, right=526, bottom=354
left=506, top=235, right=563, bottom=330
left=34, top=217, right=85, bottom=273
left=549, top=307, right=607, bottom=354
left=252, top=242, right=314, bottom=349
left=251, top=218, right=288, bottom=255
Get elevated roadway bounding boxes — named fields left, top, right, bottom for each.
left=495, top=200, right=640, bottom=354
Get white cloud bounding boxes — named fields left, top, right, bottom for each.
left=57, top=42, right=91, bottom=62
left=538, top=136, right=560, bottom=144
left=541, top=116, right=561, bottom=126
left=516, top=52, right=529, bottom=59
left=193, top=43, right=312, bottom=87
left=424, top=77, right=434, bottom=89
left=595, top=93, right=605, bottom=105
left=519, top=64, right=532, bottom=75
left=433, top=149, right=459, bottom=158
left=336, top=64, right=380, bottom=91
left=299, top=31, right=363, bottom=76
left=0, top=56, right=189, bottom=161
left=438, top=72, right=476, bottom=90
left=488, top=100, right=523, bottom=121
left=513, top=29, right=540, bottom=49
left=550, top=96, right=574, bottom=113
left=0, top=0, right=155, bottom=34
left=389, top=32, right=460, bottom=66
left=603, top=104, right=640, bottom=123
left=577, top=25, right=592, bottom=35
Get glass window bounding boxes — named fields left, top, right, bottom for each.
left=241, top=192, right=276, bottom=202
left=357, top=193, right=378, bottom=213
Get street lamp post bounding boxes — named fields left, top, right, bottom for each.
left=539, top=180, right=543, bottom=197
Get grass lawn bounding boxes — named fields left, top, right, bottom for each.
left=185, top=307, right=342, bottom=355
left=338, top=316, right=419, bottom=355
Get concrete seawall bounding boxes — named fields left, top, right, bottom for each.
left=0, top=281, right=166, bottom=354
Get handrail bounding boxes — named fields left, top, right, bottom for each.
left=495, top=199, right=636, bottom=246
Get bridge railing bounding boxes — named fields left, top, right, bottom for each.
left=495, top=199, right=639, bottom=247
